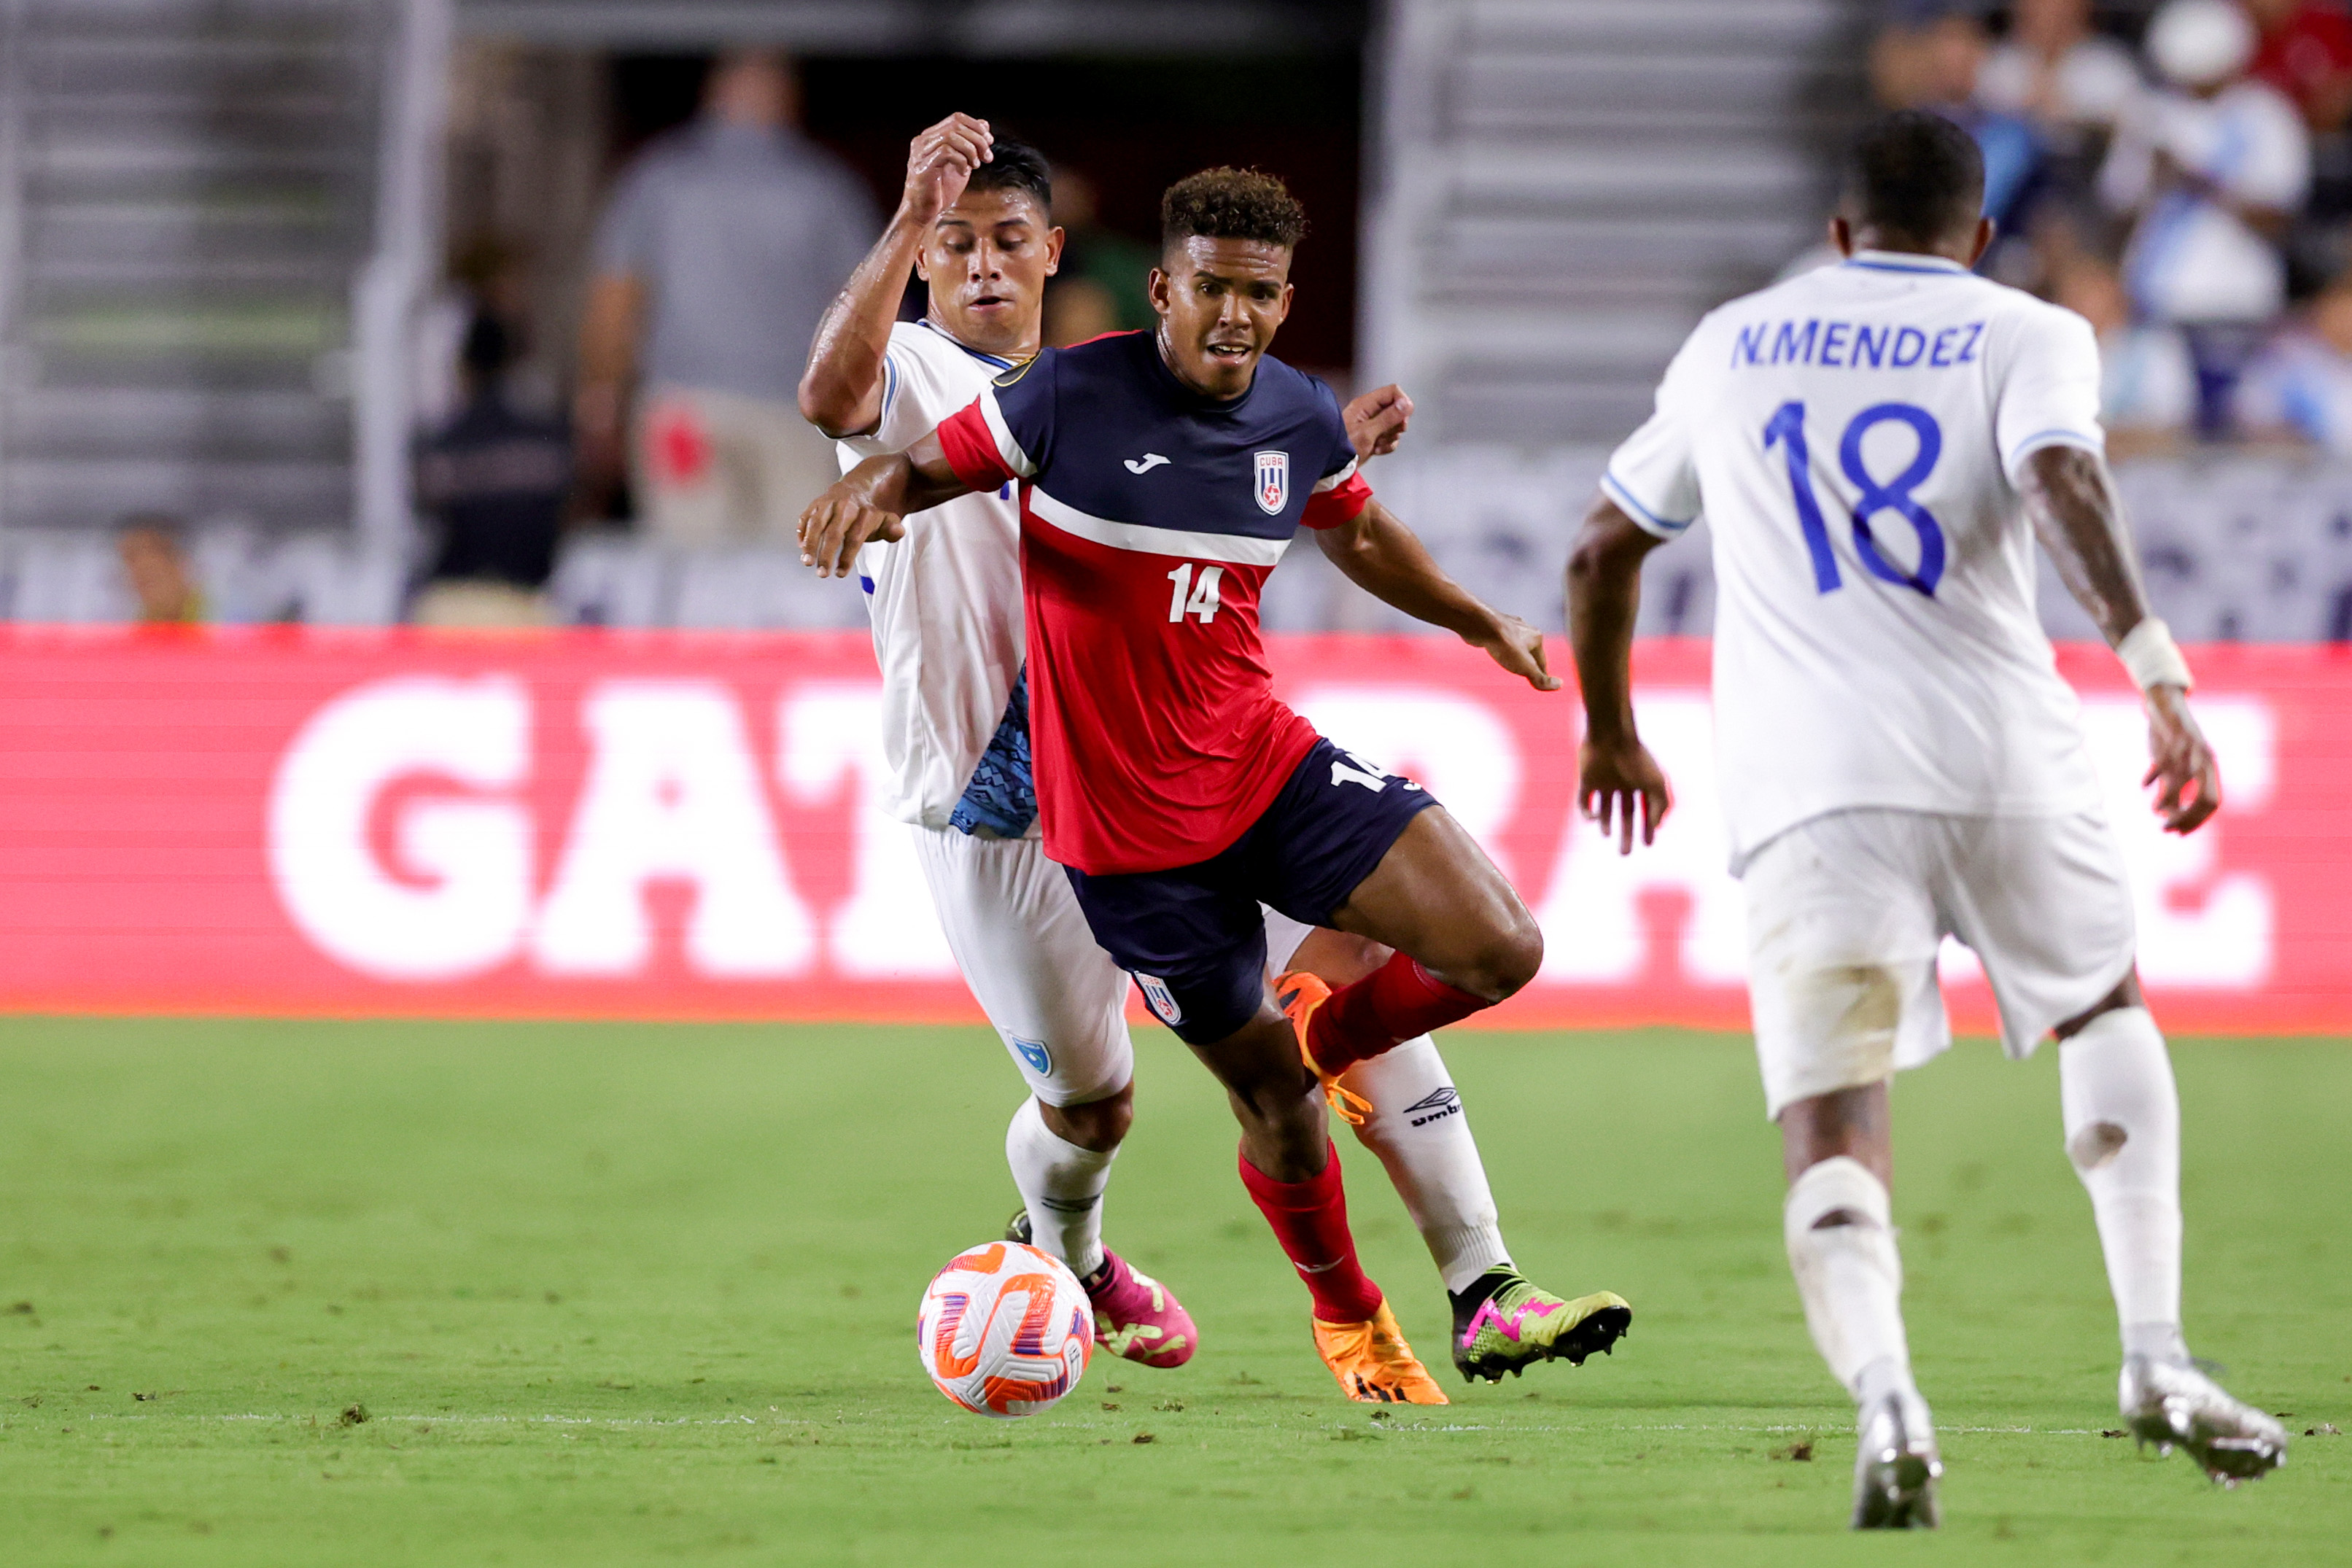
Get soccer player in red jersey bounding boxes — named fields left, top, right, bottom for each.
left=801, top=167, right=1629, bottom=1397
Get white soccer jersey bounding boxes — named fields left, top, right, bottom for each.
left=1604, top=250, right=2109, bottom=870
left=838, top=319, right=1031, bottom=832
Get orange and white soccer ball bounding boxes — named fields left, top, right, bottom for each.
left=917, top=1241, right=1093, bottom=1418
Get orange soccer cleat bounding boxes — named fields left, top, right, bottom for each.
left=1276, top=971, right=1373, bottom=1127
left=1312, top=1297, right=1451, bottom=1405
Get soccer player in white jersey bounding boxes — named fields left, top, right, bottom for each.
left=799, top=116, right=1615, bottom=1400
left=1567, top=112, right=2288, bottom=1526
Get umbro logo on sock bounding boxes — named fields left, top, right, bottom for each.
left=1400, top=1086, right=1462, bottom=1127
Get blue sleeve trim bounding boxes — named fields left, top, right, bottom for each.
left=879, top=352, right=899, bottom=428
left=1602, top=470, right=1694, bottom=539
left=2003, top=427, right=2103, bottom=476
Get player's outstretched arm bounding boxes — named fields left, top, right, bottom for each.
left=1313, top=499, right=1559, bottom=692
left=2018, top=444, right=2221, bottom=835
left=798, top=113, right=995, bottom=438
left=1564, top=495, right=1673, bottom=854
left=797, top=430, right=977, bottom=578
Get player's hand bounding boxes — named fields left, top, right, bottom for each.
left=902, top=114, right=992, bottom=227
left=798, top=484, right=906, bottom=578
left=2143, top=683, right=2221, bottom=834
left=1578, top=734, right=1673, bottom=855
left=1467, top=613, right=1561, bottom=692
left=1343, top=384, right=1413, bottom=462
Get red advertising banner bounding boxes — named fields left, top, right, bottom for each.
left=0, top=627, right=2345, bottom=1031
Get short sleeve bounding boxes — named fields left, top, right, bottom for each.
left=829, top=344, right=919, bottom=460
left=869, top=346, right=928, bottom=450
left=1602, top=327, right=1707, bottom=538
left=937, top=353, right=1055, bottom=491
left=1996, top=305, right=2106, bottom=480
left=1300, top=385, right=1372, bottom=529
left=589, top=160, right=659, bottom=276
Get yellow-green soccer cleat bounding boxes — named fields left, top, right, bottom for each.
left=1449, top=1269, right=1631, bottom=1383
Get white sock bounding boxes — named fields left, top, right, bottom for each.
left=1005, top=1098, right=1116, bottom=1279
left=2059, top=1007, right=2186, bottom=1363
left=1338, top=1036, right=1512, bottom=1292
left=1784, top=1155, right=1914, bottom=1400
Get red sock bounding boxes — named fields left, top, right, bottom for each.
left=1236, top=1142, right=1385, bottom=1323
left=1309, top=951, right=1491, bottom=1072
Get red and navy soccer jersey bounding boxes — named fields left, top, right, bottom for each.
left=935, top=330, right=1373, bottom=876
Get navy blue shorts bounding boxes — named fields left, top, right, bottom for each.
left=1063, top=737, right=1440, bottom=1046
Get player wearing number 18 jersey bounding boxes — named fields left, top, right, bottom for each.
left=1570, top=112, right=2284, bottom=1529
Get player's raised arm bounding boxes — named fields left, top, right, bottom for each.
left=1312, top=498, right=1558, bottom=693
left=1564, top=495, right=1673, bottom=853
left=798, top=113, right=995, bottom=438
left=2017, top=444, right=2220, bottom=834
left=798, top=429, right=977, bottom=577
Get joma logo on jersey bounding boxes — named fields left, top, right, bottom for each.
left=1253, top=450, right=1289, bottom=515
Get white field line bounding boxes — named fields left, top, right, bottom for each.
left=63, top=1411, right=2102, bottom=1437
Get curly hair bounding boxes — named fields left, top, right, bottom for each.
left=1160, top=166, right=1308, bottom=254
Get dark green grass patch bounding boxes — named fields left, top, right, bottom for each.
left=0, top=1018, right=2343, bottom=1565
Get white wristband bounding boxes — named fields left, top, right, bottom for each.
left=2116, top=616, right=2193, bottom=693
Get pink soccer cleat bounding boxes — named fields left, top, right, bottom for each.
left=1005, top=1208, right=1195, bottom=1369
left=1087, top=1249, right=1196, bottom=1369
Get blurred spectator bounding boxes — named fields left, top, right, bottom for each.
left=1042, top=168, right=1158, bottom=347
left=115, top=515, right=203, bottom=624
left=1979, top=0, right=2145, bottom=142
left=416, top=235, right=555, bottom=433
left=2103, top=0, right=2310, bottom=432
left=577, top=50, right=877, bottom=545
left=412, top=316, right=572, bottom=628
left=2052, top=256, right=2200, bottom=444
left=1873, top=8, right=2046, bottom=241
left=2247, top=0, right=2352, bottom=130
left=2235, top=269, right=2352, bottom=449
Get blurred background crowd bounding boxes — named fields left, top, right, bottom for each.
left=1, top=0, right=2348, bottom=643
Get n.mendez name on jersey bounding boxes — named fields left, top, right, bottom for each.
left=1731, top=318, right=1988, bottom=372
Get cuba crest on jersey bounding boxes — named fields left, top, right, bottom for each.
left=1133, top=971, right=1184, bottom=1027
left=1254, top=449, right=1289, bottom=515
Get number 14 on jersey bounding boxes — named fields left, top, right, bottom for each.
left=1166, top=563, right=1224, bottom=624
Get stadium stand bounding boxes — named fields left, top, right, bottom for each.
left=0, top=0, right=387, bottom=534
left=1360, top=0, right=1869, bottom=446
left=1, top=0, right=2345, bottom=644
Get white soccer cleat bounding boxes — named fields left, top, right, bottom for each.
left=2121, top=1355, right=2289, bottom=1486
left=1852, top=1387, right=1942, bottom=1529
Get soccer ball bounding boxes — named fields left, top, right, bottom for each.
left=917, top=1240, right=1093, bottom=1418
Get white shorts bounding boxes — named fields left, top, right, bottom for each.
left=1742, top=808, right=2136, bottom=1119
left=911, top=826, right=1134, bottom=1106
left=1262, top=908, right=1315, bottom=975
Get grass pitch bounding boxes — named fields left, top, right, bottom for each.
left=0, top=1018, right=2344, bottom=1567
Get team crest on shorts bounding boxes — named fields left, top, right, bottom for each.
left=1011, top=1036, right=1052, bottom=1076
left=1133, top=972, right=1184, bottom=1027
left=1253, top=450, right=1289, bottom=515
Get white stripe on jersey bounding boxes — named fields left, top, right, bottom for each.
left=1027, top=486, right=1293, bottom=567
left=1311, top=456, right=1360, bottom=494
left=979, top=389, right=1038, bottom=478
